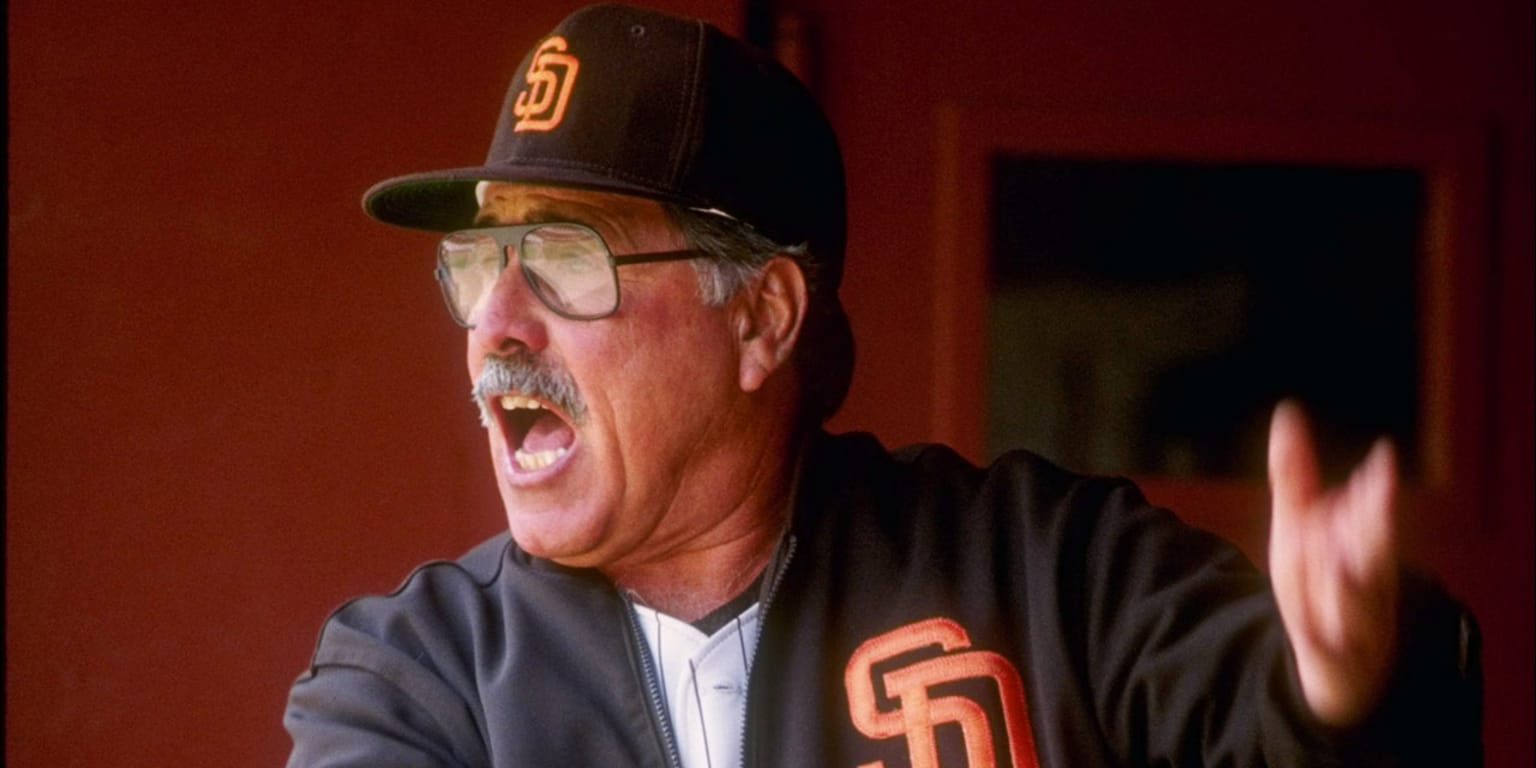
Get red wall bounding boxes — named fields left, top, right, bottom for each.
left=6, top=2, right=737, bottom=765
left=8, top=1, right=1531, bottom=765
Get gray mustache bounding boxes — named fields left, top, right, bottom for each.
left=471, top=352, right=587, bottom=427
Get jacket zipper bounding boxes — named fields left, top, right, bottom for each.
left=737, top=535, right=797, bottom=768
left=624, top=595, right=686, bottom=768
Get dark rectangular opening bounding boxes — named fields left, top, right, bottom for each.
left=987, top=156, right=1424, bottom=481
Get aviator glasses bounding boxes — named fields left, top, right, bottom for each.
left=435, top=222, right=701, bottom=326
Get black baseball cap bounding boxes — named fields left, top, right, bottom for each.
left=363, top=3, right=847, bottom=291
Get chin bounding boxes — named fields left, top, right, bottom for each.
left=499, top=487, right=612, bottom=565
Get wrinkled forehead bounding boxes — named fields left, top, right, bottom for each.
left=476, top=180, right=738, bottom=230
left=471, top=182, right=679, bottom=248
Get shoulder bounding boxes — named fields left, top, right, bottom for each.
left=807, top=433, right=1260, bottom=594
left=301, top=534, right=514, bottom=673
left=809, top=430, right=1147, bottom=520
left=340, top=533, right=511, bottom=621
left=285, top=536, right=517, bottom=765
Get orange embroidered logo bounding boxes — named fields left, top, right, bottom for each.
left=512, top=36, right=580, bottom=132
left=845, top=618, right=1039, bottom=768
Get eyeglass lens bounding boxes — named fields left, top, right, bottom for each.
left=437, top=224, right=618, bottom=325
left=521, top=225, right=618, bottom=318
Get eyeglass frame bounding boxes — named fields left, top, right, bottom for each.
left=433, top=222, right=704, bottom=326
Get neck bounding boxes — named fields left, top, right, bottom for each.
left=608, top=426, right=802, bottom=622
left=605, top=387, right=811, bottom=620
left=613, top=516, right=784, bottom=621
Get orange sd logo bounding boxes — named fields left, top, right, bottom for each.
left=845, top=618, right=1038, bottom=768
left=512, top=36, right=580, bottom=132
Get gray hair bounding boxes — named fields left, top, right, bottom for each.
left=666, top=207, right=811, bottom=305
left=664, top=204, right=853, bottom=426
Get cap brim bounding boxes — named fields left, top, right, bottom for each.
left=362, top=164, right=705, bottom=232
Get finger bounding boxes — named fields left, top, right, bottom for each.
left=1315, top=542, right=1348, bottom=650
left=1344, top=437, right=1399, bottom=580
left=1351, top=439, right=1400, bottom=651
left=1268, top=400, right=1321, bottom=515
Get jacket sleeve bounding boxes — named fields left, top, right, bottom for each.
left=284, top=617, right=488, bottom=768
left=1327, top=569, right=1483, bottom=766
left=1065, top=478, right=1481, bottom=766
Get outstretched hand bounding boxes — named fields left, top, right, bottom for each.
left=1267, top=401, right=1399, bottom=726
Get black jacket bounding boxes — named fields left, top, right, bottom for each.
left=285, top=431, right=1480, bottom=766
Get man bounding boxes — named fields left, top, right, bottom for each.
left=285, top=4, right=1479, bottom=766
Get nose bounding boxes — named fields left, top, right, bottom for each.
left=468, top=249, right=550, bottom=357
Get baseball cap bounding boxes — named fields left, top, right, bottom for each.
left=363, top=3, right=847, bottom=291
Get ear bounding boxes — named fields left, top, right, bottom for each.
left=733, top=256, right=808, bottom=394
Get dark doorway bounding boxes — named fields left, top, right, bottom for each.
left=987, top=157, right=1424, bottom=481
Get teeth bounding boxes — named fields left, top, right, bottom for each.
left=495, top=394, right=570, bottom=471
left=500, top=394, right=542, bottom=411
left=513, top=446, right=568, bottom=471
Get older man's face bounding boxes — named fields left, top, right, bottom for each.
left=466, top=183, right=746, bottom=570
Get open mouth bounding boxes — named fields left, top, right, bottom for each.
left=494, top=394, right=576, bottom=472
